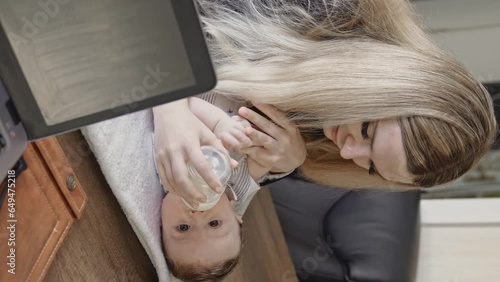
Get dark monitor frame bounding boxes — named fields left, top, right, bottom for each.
left=0, top=0, right=216, bottom=140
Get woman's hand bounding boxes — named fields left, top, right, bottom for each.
left=237, top=103, right=306, bottom=173
left=153, top=99, right=234, bottom=208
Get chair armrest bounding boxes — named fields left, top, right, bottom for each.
left=324, top=190, right=420, bottom=282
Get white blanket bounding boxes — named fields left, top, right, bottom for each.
left=81, top=109, right=179, bottom=282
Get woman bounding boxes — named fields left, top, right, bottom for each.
left=154, top=0, right=497, bottom=206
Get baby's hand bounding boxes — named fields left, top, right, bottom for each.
left=214, top=115, right=253, bottom=150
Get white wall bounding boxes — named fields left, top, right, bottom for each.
left=414, top=0, right=500, bottom=83
left=417, top=225, right=500, bottom=282
left=416, top=199, right=500, bottom=282
left=407, top=3, right=500, bottom=281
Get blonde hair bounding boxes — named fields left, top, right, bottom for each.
left=197, top=0, right=498, bottom=188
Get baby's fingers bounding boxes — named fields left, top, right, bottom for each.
left=231, top=115, right=252, bottom=128
left=220, top=133, right=242, bottom=149
left=245, top=127, right=275, bottom=149
left=220, top=130, right=252, bottom=150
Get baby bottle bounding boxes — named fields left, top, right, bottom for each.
left=182, top=146, right=232, bottom=211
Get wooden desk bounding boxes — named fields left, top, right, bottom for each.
left=45, top=131, right=297, bottom=282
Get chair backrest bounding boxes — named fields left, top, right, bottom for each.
left=269, top=176, right=421, bottom=282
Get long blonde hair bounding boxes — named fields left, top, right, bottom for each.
left=197, top=0, right=498, bottom=188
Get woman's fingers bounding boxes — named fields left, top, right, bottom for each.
left=252, top=103, right=294, bottom=130
left=204, top=131, right=239, bottom=168
left=245, top=127, right=276, bottom=148
left=169, top=154, right=207, bottom=206
left=156, top=159, right=171, bottom=192
left=238, top=107, right=281, bottom=138
left=186, top=148, right=225, bottom=194
left=238, top=146, right=265, bottom=162
left=152, top=100, right=236, bottom=207
left=154, top=147, right=176, bottom=193
left=241, top=117, right=305, bottom=173
left=155, top=152, right=203, bottom=208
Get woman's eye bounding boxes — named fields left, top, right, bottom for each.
left=361, top=122, right=370, bottom=140
left=368, top=160, right=376, bottom=175
left=176, top=224, right=190, bottom=232
left=209, top=220, right=222, bottom=228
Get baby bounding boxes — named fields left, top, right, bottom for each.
left=160, top=94, right=285, bottom=281
left=160, top=189, right=243, bottom=281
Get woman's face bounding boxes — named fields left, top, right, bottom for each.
left=323, top=119, right=413, bottom=184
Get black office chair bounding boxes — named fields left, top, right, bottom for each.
left=269, top=174, right=420, bottom=282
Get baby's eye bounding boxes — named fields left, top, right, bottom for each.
left=176, top=224, right=190, bottom=232
left=209, top=220, right=222, bottom=228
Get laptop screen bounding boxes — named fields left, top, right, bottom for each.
left=0, top=0, right=214, bottom=138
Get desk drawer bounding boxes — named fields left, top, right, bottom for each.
left=0, top=137, right=86, bottom=282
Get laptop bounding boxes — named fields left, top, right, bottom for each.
left=0, top=0, right=216, bottom=181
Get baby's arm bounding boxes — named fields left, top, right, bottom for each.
left=188, top=97, right=252, bottom=149
left=188, top=97, right=270, bottom=180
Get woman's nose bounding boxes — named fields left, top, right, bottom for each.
left=339, top=135, right=371, bottom=160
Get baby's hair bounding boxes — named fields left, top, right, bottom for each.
left=165, top=255, right=240, bottom=282
left=161, top=225, right=243, bottom=282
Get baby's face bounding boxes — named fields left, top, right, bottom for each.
left=161, top=192, right=242, bottom=267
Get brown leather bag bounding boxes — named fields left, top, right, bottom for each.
left=0, top=137, right=87, bottom=282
